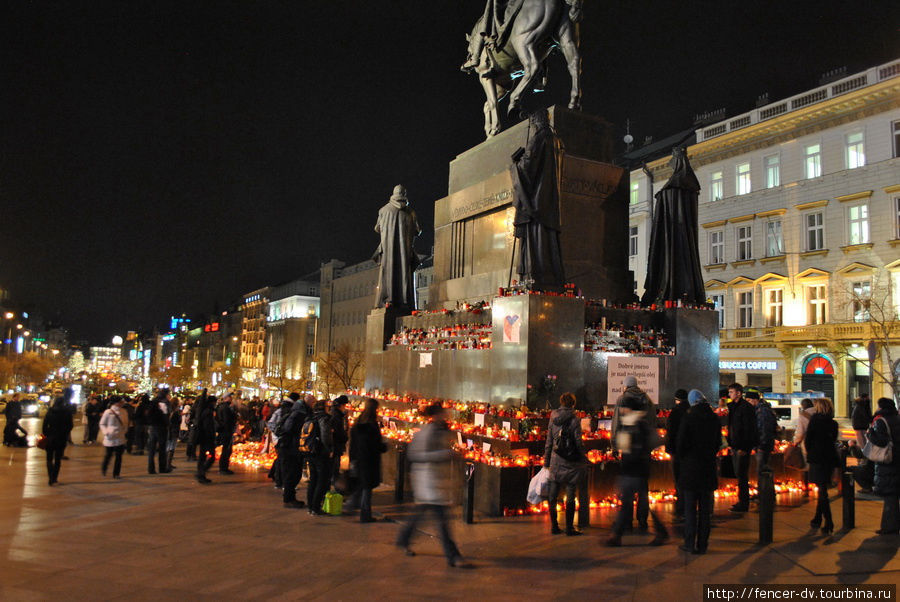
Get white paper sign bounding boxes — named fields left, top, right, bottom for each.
left=581, top=418, right=592, bottom=433
left=482, top=442, right=492, bottom=453
left=607, top=356, right=660, bottom=404
left=419, top=352, right=433, bottom=367
left=502, top=421, right=511, bottom=431
left=466, top=439, right=474, bottom=449
left=457, top=432, right=464, bottom=446
left=474, top=413, right=485, bottom=427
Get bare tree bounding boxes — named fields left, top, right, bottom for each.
left=314, top=343, right=365, bottom=396
left=833, top=276, right=899, bottom=401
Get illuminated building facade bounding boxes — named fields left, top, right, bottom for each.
left=629, top=59, right=900, bottom=414
left=240, top=287, right=271, bottom=396
left=265, top=278, right=320, bottom=392
left=317, top=259, right=378, bottom=354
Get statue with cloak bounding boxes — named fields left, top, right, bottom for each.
left=373, top=185, right=422, bottom=310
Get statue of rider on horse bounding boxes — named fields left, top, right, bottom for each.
left=461, top=0, right=583, bottom=138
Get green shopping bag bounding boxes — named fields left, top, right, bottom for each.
left=323, top=490, right=343, bottom=515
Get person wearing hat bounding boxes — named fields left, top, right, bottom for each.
left=611, top=374, right=654, bottom=530
left=746, top=389, right=777, bottom=491
left=665, top=389, right=690, bottom=521
left=726, top=383, right=756, bottom=513
left=373, top=184, right=422, bottom=310
left=675, top=390, right=721, bottom=553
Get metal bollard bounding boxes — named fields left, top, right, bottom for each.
left=758, top=469, right=775, bottom=544
left=394, top=443, right=407, bottom=503
left=463, top=462, right=475, bottom=524
left=842, top=471, right=855, bottom=530
left=578, top=470, right=591, bottom=528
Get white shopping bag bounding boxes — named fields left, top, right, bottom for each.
left=527, top=467, right=551, bottom=505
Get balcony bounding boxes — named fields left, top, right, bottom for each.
left=721, top=321, right=897, bottom=347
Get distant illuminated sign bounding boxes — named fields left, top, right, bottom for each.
left=719, top=360, right=778, bottom=371
left=203, top=322, right=220, bottom=332
left=161, top=334, right=176, bottom=342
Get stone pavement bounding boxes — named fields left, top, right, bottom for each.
left=1, top=418, right=898, bottom=601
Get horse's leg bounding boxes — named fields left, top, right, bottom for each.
left=508, top=0, right=558, bottom=114
left=481, top=77, right=500, bottom=137
left=557, top=16, right=582, bottom=110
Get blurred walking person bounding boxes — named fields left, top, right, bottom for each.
left=100, top=397, right=129, bottom=478
left=397, top=403, right=470, bottom=567
left=676, top=390, right=720, bottom=554
left=42, top=395, right=74, bottom=485
left=543, top=392, right=587, bottom=535
left=195, top=395, right=217, bottom=484
left=349, top=398, right=387, bottom=522
left=805, top=397, right=838, bottom=535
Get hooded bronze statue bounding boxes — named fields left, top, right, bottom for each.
left=373, top=185, right=422, bottom=310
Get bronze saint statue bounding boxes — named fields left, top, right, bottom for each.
left=462, top=0, right=582, bottom=138
left=373, top=185, right=422, bottom=310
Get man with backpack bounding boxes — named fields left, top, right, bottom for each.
left=543, top=392, right=587, bottom=536
left=278, top=395, right=307, bottom=508
left=302, top=399, right=334, bottom=515
left=606, top=392, right=668, bottom=547
left=747, top=390, right=777, bottom=490
left=216, top=393, right=238, bottom=475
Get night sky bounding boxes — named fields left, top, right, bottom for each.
left=2, top=1, right=897, bottom=344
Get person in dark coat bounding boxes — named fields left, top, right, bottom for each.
left=216, top=393, right=238, bottom=474
left=851, top=395, right=873, bottom=437
left=146, top=389, right=171, bottom=474
left=543, top=392, right=587, bottom=535
left=349, top=398, right=387, bottom=522
left=330, top=395, right=350, bottom=486
left=278, top=397, right=307, bottom=508
left=805, top=397, right=839, bottom=534
left=3, top=394, right=27, bottom=447
left=123, top=397, right=136, bottom=454
left=611, top=375, right=654, bottom=528
left=42, top=395, right=74, bottom=485
left=676, top=390, right=721, bottom=554
left=747, top=390, right=777, bottom=483
left=665, top=388, right=690, bottom=520
left=726, top=383, right=757, bottom=512
left=195, top=395, right=217, bottom=484
left=866, top=397, right=900, bottom=535
left=83, top=396, right=103, bottom=444
left=304, top=399, right=334, bottom=515
left=606, top=393, right=668, bottom=547
left=133, top=394, right=152, bottom=455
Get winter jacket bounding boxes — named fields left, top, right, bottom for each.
left=675, top=402, right=720, bottom=491
left=349, top=421, right=387, bottom=489
left=303, top=409, right=334, bottom=458
left=665, top=399, right=690, bottom=455
left=195, top=401, right=217, bottom=447
left=331, top=407, right=349, bottom=454
left=616, top=409, right=656, bottom=478
left=755, top=399, right=778, bottom=453
left=277, top=402, right=307, bottom=451
left=42, top=404, right=73, bottom=445
left=542, top=407, right=587, bottom=484
left=866, top=408, right=900, bottom=497
left=215, top=401, right=237, bottom=440
left=408, top=420, right=455, bottom=506
left=727, top=398, right=757, bottom=452
left=4, top=400, right=22, bottom=422
left=100, top=406, right=129, bottom=447
left=850, top=399, right=873, bottom=431
left=793, top=407, right=815, bottom=446
left=84, top=402, right=103, bottom=423
left=147, top=398, right=169, bottom=430
left=804, top=413, right=839, bottom=470
left=611, top=386, right=653, bottom=452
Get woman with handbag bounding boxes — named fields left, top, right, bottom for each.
left=42, top=395, right=74, bottom=485
left=349, top=398, right=387, bottom=522
left=805, top=398, right=839, bottom=535
left=866, top=398, right=900, bottom=535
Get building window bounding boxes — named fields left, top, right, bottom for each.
left=807, top=284, right=827, bottom=325
left=708, top=230, right=724, bottom=264
left=765, top=288, right=783, bottom=327
left=630, top=181, right=640, bottom=204
left=310, top=287, right=318, bottom=296
left=806, top=212, right=824, bottom=251
left=847, top=204, right=869, bottom=245
left=736, top=225, right=753, bottom=261
left=852, top=281, right=871, bottom=322
left=895, top=197, right=900, bottom=239
left=738, top=291, right=753, bottom=328
left=736, top=162, right=751, bottom=195
left=711, top=294, right=725, bottom=328
left=764, top=154, right=780, bottom=188
left=629, top=226, right=639, bottom=256
left=765, top=220, right=783, bottom=257
left=893, top=121, right=900, bottom=158
left=805, top=143, right=822, bottom=179
left=306, top=344, right=315, bottom=356
left=710, top=171, right=723, bottom=202
left=846, top=131, right=865, bottom=169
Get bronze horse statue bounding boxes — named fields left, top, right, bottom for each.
left=462, top=0, right=582, bottom=138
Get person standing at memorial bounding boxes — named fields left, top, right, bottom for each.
left=851, top=395, right=874, bottom=446
left=726, top=383, right=756, bottom=513
left=330, top=395, right=350, bottom=485
left=350, top=398, right=387, bottom=522
left=216, top=393, right=238, bottom=475
left=866, top=397, right=900, bottom=535
left=676, top=390, right=720, bottom=554
left=397, top=403, right=469, bottom=567
left=747, top=390, right=777, bottom=489
left=304, top=399, right=334, bottom=515
left=146, top=389, right=171, bottom=474
left=267, top=396, right=293, bottom=490
left=606, top=394, right=668, bottom=547
left=543, top=392, right=587, bottom=535
left=611, top=375, right=654, bottom=530
left=665, top=389, right=690, bottom=521
left=42, top=395, right=73, bottom=485
left=100, top=397, right=128, bottom=479
left=805, top=397, right=839, bottom=535
left=195, top=395, right=217, bottom=484
left=793, top=398, right=815, bottom=448
left=279, top=397, right=307, bottom=508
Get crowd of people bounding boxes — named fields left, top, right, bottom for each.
left=5, top=380, right=898, bottom=567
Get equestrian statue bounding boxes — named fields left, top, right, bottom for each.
left=461, top=0, right=582, bottom=138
